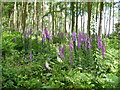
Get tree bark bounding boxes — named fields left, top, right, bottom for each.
left=108, top=4, right=111, bottom=36
left=76, top=1, right=78, bottom=33
left=71, top=2, right=75, bottom=33
left=65, top=2, right=67, bottom=33
left=52, top=4, right=54, bottom=35
left=87, top=2, right=92, bottom=37
left=14, top=2, right=16, bottom=29
left=22, top=2, right=27, bottom=33
left=98, top=1, right=103, bottom=38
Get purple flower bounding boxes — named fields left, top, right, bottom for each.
left=70, top=56, right=72, bottom=59
left=72, top=32, right=76, bottom=41
left=44, top=28, right=49, bottom=37
left=43, top=28, right=52, bottom=40
left=88, top=43, right=91, bottom=49
left=97, top=37, right=102, bottom=49
left=41, top=35, right=46, bottom=43
left=77, top=40, right=81, bottom=48
left=29, top=52, right=32, bottom=60
left=58, top=32, right=64, bottom=38
left=24, top=32, right=28, bottom=39
left=22, top=41, right=25, bottom=44
left=69, top=43, right=73, bottom=51
left=101, top=45, right=106, bottom=58
left=61, top=47, right=64, bottom=53
left=29, top=29, right=33, bottom=35
left=45, top=61, right=51, bottom=70
left=66, top=34, right=69, bottom=37
left=80, top=33, right=85, bottom=41
left=47, top=35, right=52, bottom=40
left=59, top=46, right=64, bottom=58
left=60, top=52, right=64, bottom=58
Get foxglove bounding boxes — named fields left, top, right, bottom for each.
left=69, top=43, right=73, bottom=51
left=60, top=46, right=64, bottom=58
left=77, top=40, right=81, bottom=48
left=41, top=35, right=45, bottom=43
left=29, top=52, right=32, bottom=60
left=72, top=32, right=76, bottom=41
left=45, top=61, right=51, bottom=70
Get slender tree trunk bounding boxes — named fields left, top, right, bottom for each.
left=112, top=2, right=114, bottom=32
left=104, top=4, right=107, bottom=35
left=98, top=1, right=103, bottom=38
left=95, top=2, right=98, bottom=34
left=83, top=14, right=85, bottom=33
left=65, top=2, right=67, bottom=33
left=108, top=4, right=111, bottom=36
left=71, top=2, right=75, bottom=33
left=55, top=4, right=57, bottom=34
left=14, top=2, right=16, bottom=30
left=33, top=0, right=36, bottom=30
left=22, top=2, right=27, bottom=33
left=42, top=1, right=44, bottom=31
left=87, top=2, right=92, bottom=37
left=76, top=1, right=78, bottom=33
left=83, top=2, right=85, bottom=33
left=80, top=3, right=82, bottom=32
left=96, top=2, right=98, bottom=22
left=17, top=3, right=19, bottom=30
left=52, top=4, right=54, bottom=35
left=36, top=2, right=39, bottom=31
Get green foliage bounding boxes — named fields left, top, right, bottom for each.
left=2, top=31, right=119, bottom=88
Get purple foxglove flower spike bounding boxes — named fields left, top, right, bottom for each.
left=41, top=35, right=45, bottom=43
left=24, top=32, right=28, bottom=39
left=69, top=43, right=73, bottom=51
left=44, top=28, right=52, bottom=40
left=72, top=32, right=76, bottom=41
left=29, top=52, right=32, bottom=60
left=44, top=28, right=49, bottom=38
left=22, top=41, right=25, bottom=44
left=101, top=45, right=106, bottom=58
left=61, top=46, right=64, bottom=53
left=97, top=37, right=102, bottom=49
left=60, top=46, right=64, bottom=58
left=60, top=52, right=64, bottom=58
left=70, top=56, right=72, bottom=59
left=77, top=40, right=81, bottom=48
left=47, top=35, right=52, bottom=40
left=45, top=61, right=51, bottom=70
left=88, top=43, right=91, bottom=49
left=29, top=29, right=33, bottom=35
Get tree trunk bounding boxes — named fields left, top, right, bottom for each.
left=36, top=2, right=39, bottom=31
left=87, top=2, right=92, bottom=37
left=80, top=3, right=82, bottom=32
left=17, top=3, right=19, bottom=30
left=108, top=4, right=111, bottom=36
left=33, top=0, right=36, bottom=30
left=14, top=2, right=16, bottom=30
left=76, top=1, right=78, bottom=33
left=42, top=1, right=44, bottom=31
left=65, top=2, right=67, bottom=33
left=71, top=2, right=75, bottom=33
left=22, top=2, right=27, bottom=33
left=104, top=4, right=107, bottom=36
left=52, top=4, right=54, bottom=35
left=98, top=1, right=103, bottom=38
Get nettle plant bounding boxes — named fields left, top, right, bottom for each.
left=16, top=28, right=106, bottom=71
